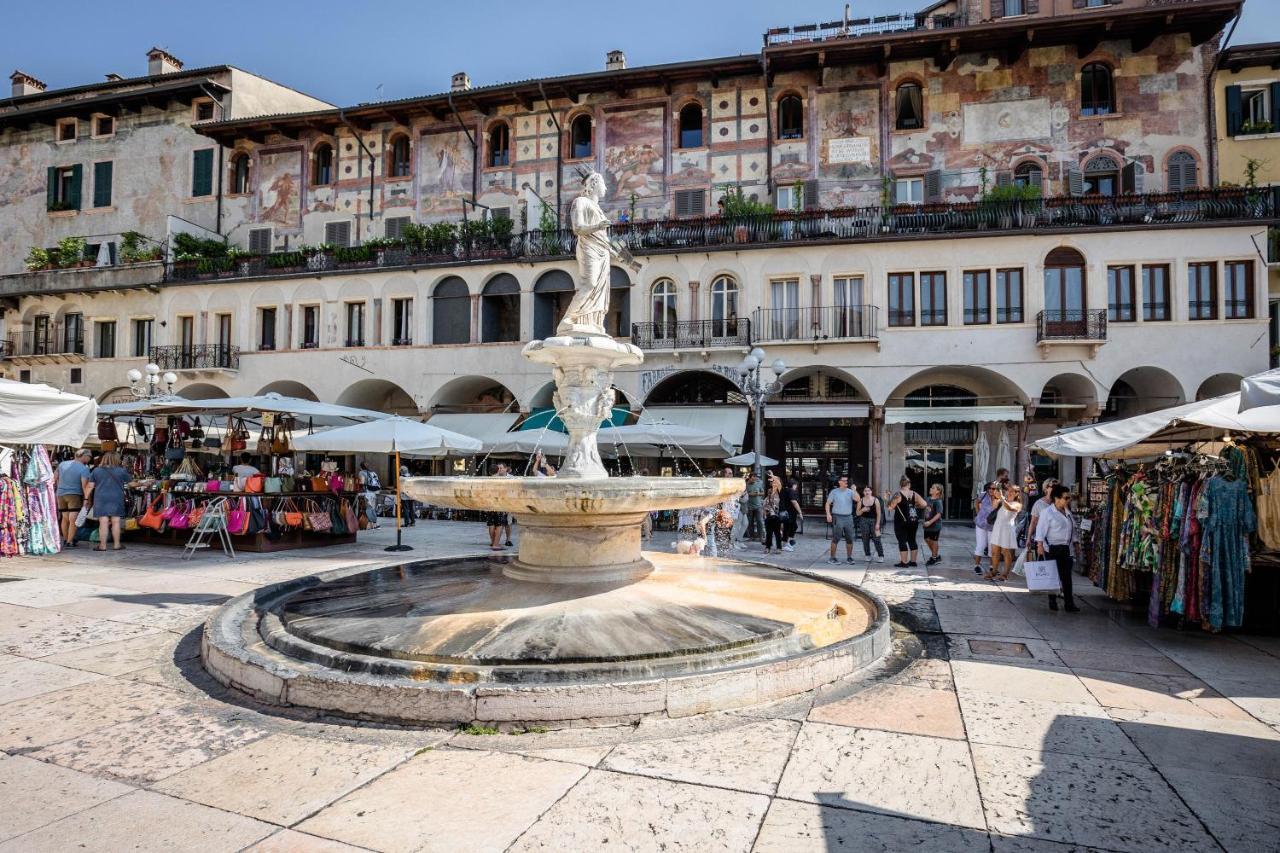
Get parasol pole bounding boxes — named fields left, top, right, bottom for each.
left=385, top=444, right=412, bottom=552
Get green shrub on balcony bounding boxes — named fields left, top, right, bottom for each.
left=24, top=246, right=53, bottom=271
left=120, top=231, right=164, bottom=263
left=56, top=236, right=88, bottom=267
left=1239, top=119, right=1275, bottom=136
left=172, top=232, right=229, bottom=261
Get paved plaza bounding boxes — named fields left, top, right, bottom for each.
left=0, top=520, right=1277, bottom=852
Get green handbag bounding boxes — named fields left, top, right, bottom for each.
left=265, top=477, right=283, bottom=494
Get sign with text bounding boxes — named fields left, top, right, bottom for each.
left=827, top=137, right=872, bottom=164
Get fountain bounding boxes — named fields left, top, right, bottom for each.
left=202, top=172, right=890, bottom=726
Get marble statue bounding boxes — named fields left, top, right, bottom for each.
left=558, top=172, right=615, bottom=337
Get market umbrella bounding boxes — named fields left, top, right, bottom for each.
left=596, top=422, right=734, bottom=457
left=1238, top=368, right=1280, bottom=413
left=0, top=378, right=97, bottom=446
left=972, top=432, right=991, bottom=490
left=724, top=451, right=778, bottom=468
left=291, top=417, right=482, bottom=552
left=996, top=428, right=1013, bottom=480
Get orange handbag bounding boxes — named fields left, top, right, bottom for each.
left=138, top=497, right=166, bottom=531
left=245, top=474, right=265, bottom=494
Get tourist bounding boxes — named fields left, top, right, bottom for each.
left=887, top=477, right=929, bottom=568
left=762, top=474, right=784, bottom=554
left=54, top=449, right=91, bottom=547
left=232, top=453, right=260, bottom=478
left=86, top=451, right=130, bottom=552
left=780, top=478, right=802, bottom=551
left=638, top=468, right=654, bottom=541
left=986, top=482, right=1022, bottom=581
left=745, top=472, right=764, bottom=539
left=399, top=464, right=416, bottom=527
left=1025, top=477, right=1058, bottom=545
left=825, top=475, right=857, bottom=565
left=1034, top=484, right=1080, bottom=612
left=973, top=482, right=996, bottom=575
left=994, top=467, right=1009, bottom=486
left=855, top=485, right=884, bottom=563
left=358, top=461, right=381, bottom=529
left=922, top=483, right=945, bottom=567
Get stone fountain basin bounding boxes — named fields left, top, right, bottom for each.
left=402, top=475, right=743, bottom=516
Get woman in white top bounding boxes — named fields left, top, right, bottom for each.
left=985, top=482, right=1022, bottom=581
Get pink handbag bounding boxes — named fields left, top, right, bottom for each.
left=329, top=474, right=344, bottom=493
left=168, top=501, right=192, bottom=530
left=206, top=480, right=221, bottom=493
left=226, top=499, right=251, bottom=536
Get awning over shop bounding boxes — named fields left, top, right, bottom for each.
left=765, top=403, right=870, bottom=420
left=884, top=406, right=1024, bottom=425
left=0, top=378, right=97, bottom=446
left=517, top=406, right=630, bottom=433
left=425, top=412, right=520, bottom=441
left=639, top=406, right=749, bottom=447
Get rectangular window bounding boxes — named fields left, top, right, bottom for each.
left=259, top=307, right=277, bottom=351
left=69, top=368, right=82, bottom=385
left=392, top=298, right=413, bottom=345
left=346, top=302, right=365, bottom=347
left=769, top=278, right=801, bottom=340
left=1188, top=262, right=1217, bottom=320
left=132, top=318, right=153, bottom=358
left=92, top=161, right=112, bottom=208
left=302, top=306, right=319, bottom=348
left=63, top=314, right=84, bottom=354
left=57, top=118, right=77, bottom=142
left=775, top=185, right=799, bottom=212
left=46, top=164, right=82, bottom=211
left=94, top=116, right=114, bottom=138
left=919, top=272, right=947, bottom=326
left=1004, top=0, right=1025, bottom=14
left=248, top=227, right=272, bottom=255
left=95, top=321, right=116, bottom=359
left=1242, top=89, right=1270, bottom=128
left=1142, top=265, right=1170, bottom=321
left=674, top=189, right=706, bottom=218
left=996, top=269, right=1023, bottom=323
left=325, top=220, right=352, bottom=247
left=1224, top=261, right=1254, bottom=319
left=194, top=100, right=216, bottom=122
left=192, top=149, right=214, bottom=197
left=178, top=315, right=194, bottom=357
left=894, top=178, right=924, bottom=205
left=888, top=272, right=916, bottom=326
left=385, top=216, right=410, bottom=241
left=963, top=270, right=990, bottom=324
left=1107, top=265, right=1136, bottom=322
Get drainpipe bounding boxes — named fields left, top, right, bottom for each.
left=198, top=84, right=226, bottom=234
left=447, top=92, right=478, bottom=223
left=337, top=107, right=376, bottom=240
left=1208, top=14, right=1241, bottom=188
left=537, top=81, right=563, bottom=226
left=761, top=53, right=773, bottom=195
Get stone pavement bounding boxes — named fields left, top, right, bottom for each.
left=0, top=518, right=1278, bottom=852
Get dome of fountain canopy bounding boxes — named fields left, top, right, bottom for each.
left=401, top=474, right=741, bottom=516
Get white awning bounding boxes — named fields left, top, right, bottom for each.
left=766, top=403, right=870, bottom=420
left=0, top=378, right=97, bottom=446
left=425, top=412, right=520, bottom=441
left=639, top=406, right=749, bottom=447
left=884, top=406, right=1024, bottom=425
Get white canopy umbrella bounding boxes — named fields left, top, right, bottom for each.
left=482, top=430, right=570, bottom=456
left=291, top=417, right=482, bottom=551
left=724, top=451, right=778, bottom=468
left=995, top=427, right=1013, bottom=479
left=0, top=378, right=97, bottom=446
left=972, top=432, right=991, bottom=488
left=597, top=422, right=734, bottom=457
left=1239, top=368, right=1280, bottom=413
left=98, top=393, right=389, bottom=426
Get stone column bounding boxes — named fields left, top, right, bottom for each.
left=869, top=405, right=883, bottom=494
left=470, top=294, right=481, bottom=344
left=283, top=305, right=293, bottom=351
left=1015, top=407, right=1030, bottom=489
left=688, top=280, right=700, bottom=324
left=810, top=273, right=822, bottom=331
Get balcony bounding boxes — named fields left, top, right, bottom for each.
left=160, top=189, right=1279, bottom=287
left=149, top=345, right=239, bottom=373
left=763, top=11, right=960, bottom=46
left=753, top=306, right=879, bottom=346
left=1036, top=309, right=1107, bottom=357
left=5, top=325, right=85, bottom=362
left=630, top=319, right=751, bottom=352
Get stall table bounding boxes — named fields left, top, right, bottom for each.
left=124, top=489, right=360, bottom=552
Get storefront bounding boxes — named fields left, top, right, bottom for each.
left=764, top=405, right=869, bottom=514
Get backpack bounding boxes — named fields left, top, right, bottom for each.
left=365, top=470, right=381, bottom=491
left=898, top=491, right=920, bottom=523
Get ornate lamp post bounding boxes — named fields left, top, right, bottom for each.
left=735, top=347, right=787, bottom=478
left=127, top=363, right=178, bottom=400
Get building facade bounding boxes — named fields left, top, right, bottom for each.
left=0, top=0, right=1273, bottom=513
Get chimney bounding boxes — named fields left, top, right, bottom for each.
left=104, top=73, right=124, bottom=82
left=10, top=70, right=46, bottom=98
left=606, top=50, right=626, bottom=71
left=451, top=71, right=471, bottom=92
left=147, top=48, right=183, bottom=76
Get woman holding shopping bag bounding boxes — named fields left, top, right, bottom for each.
left=1033, top=484, right=1079, bottom=612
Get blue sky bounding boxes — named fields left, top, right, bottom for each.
left=4, top=0, right=1276, bottom=105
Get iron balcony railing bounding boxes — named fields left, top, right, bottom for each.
left=630, top=318, right=751, bottom=350
left=1036, top=309, right=1108, bottom=342
left=6, top=324, right=84, bottom=358
left=163, top=188, right=1280, bottom=285
left=763, top=12, right=961, bottom=46
left=753, top=306, right=878, bottom=342
left=149, top=344, right=240, bottom=371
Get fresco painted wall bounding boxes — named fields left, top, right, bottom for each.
left=602, top=107, right=666, bottom=209
left=419, top=130, right=472, bottom=222
left=256, top=148, right=303, bottom=228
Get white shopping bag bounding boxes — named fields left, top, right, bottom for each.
left=75, top=504, right=91, bottom=526
left=1012, top=547, right=1028, bottom=577
left=1024, top=559, right=1061, bottom=593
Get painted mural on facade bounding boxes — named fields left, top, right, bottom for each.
left=419, top=130, right=472, bottom=221
left=602, top=107, right=664, bottom=205
left=257, top=148, right=302, bottom=227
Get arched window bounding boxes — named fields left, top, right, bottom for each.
left=778, top=95, right=803, bottom=140
left=709, top=275, right=739, bottom=337
left=1014, top=161, right=1043, bottom=189
left=388, top=134, right=411, bottom=178
left=1080, top=63, right=1114, bottom=116
left=570, top=114, right=593, bottom=159
left=1083, top=155, right=1120, bottom=196
left=678, top=103, right=703, bottom=149
left=432, top=276, right=470, bottom=345
left=312, top=143, right=333, bottom=186
left=230, top=153, right=251, bottom=194
left=481, top=273, right=521, bottom=343
left=895, top=82, right=924, bottom=130
left=1167, top=151, right=1198, bottom=193
left=487, top=122, right=510, bottom=168
left=1044, top=247, right=1087, bottom=331
left=904, top=385, right=977, bottom=407
left=651, top=279, right=678, bottom=335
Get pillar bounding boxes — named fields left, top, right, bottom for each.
left=869, top=405, right=883, bottom=494
left=688, top=280, right=700, bottom=324
left=1014, top=408, right=1030, bottom=490
left=469, top=294, right=481, bottom=344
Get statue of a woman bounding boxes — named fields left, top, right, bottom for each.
left=558, top=172, right=613, bottom=337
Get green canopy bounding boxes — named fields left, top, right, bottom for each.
left=519, top=406, right=630, bottom=433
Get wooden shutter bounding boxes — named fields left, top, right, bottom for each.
left=192, top=149, right=214, bottom=197
left=803, top=179, right=820, bottom=210
left=46, top=166, right=56, bottom=210
left=1067, top=165, right=1084, bottom=196
left=995, top=170, right=1013, bottom=188
left=1271, top=83, right=1280, bottom=129
left=93, top=162, right=112, bottom=208
left=991, top=0, right=1004, bottom=18
left=923, top=169, right=942, bottom=203
left=385, top=216, right=409, bottom=240
left=1225, top=85, right=1243, bottom=137
left=324, top=220, right=351, bottom=247
left=1121, top=161, right=1144, bottom=194
left=248, top=227, right=272, bottom=255
left=68, top=164, right=82, bottom=210
left=675, top=189, right=705, bottom=217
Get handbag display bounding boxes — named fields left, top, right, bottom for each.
left=280, top=498, right=304, bottom=528
left=255, top=427, right=272, bottom=456
left=264, top=477, right=282, bottom=494
left=311, top=476, right=329, bottom=493
left=1024, top=558, right=1062, bottom=593
left=271, top=427, right=291, bottom=455
left=97, top=418, right=119, bottom=441
left=245, top=474, right=265, bottom=494
left=228, top=417, right=250, bottom=452
left=341, top=499, right=359, bottom=535
left=306, top=500, right=332, bottom=532
left=226, top=499, right=251, bottom=536
left=138, top=497, right=166, bottom=531
left=329, top=501, right=347, bottom=536
left=168, top=501, right=193, bottom=530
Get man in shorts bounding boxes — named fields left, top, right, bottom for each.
left=825, top=475, right=858, bottom=564
left=54, top=449, right=92, bottom=547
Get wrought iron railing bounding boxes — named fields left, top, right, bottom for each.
left=763, top=12, right=960, bottom=46
left=164, top=189, right=1280, bottom=285
left=149, top=345, right=240, bottom=371
left=753, top=306, right=878, bottom=342
left=630, top=318, right=751, bottom=350
left=1036, top=310, right=1107, bottom=342
left=6, top=324, right=84, bottom=358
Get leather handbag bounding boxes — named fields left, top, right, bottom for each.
left=226, top=499, right=251, bottom=536
left=341, top=499, right=359, bottom=535
left=264, top=477, right=282, bottom=494
left=228, top=417, right=249, bottom=452
left=306, top=500, right=332, bottom=532
left=255, top=427, right=271, bottom=456
left=101, top=439, right=118, bottom=452
left=97, top=418, right=118, bottom=441
left=168, top=501, right=192, bottom=530
left=329, top=502, right=347, bottom=536
left=246, top=474, right=265, bottom=494
left=283, top=499, right=304, bottom=529
left=271, top=428, right=290, bottom=455
left=152, top=425, right=169, bottom=446
left=329, top=474, right=344, bottom=493
left=203, top=437, right=223, bottom=449
left=311, top=476, right=329, bottom=493
left=138, top=497, right=166, bottom=531
left=206, top=480, right=221, bottom=493
left=342, top=474, right=359, bottom=492
left=187, top=504, right=205, bottom=528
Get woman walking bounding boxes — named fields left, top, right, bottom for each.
left=86, top=452, right=130, bottom=552
left=986, top=482, right=1022, bottom=580
left=922, top=483, right=945, bottom=567
left=762, top=475, right=784, bottom=554
left=886, top=477, right=929, bottom=568
left=780, top=478, right=802, bottom=551
left=973, top=482, right=997, bottom=574
left=1034, top=484, right=1079, bottom=612
left=855, top=485, right=884, bottom=563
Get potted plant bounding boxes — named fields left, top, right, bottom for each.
left=721, top=186, right=773, bottom=243
left=24, top=247, right=53, bottom=271
left=1240, top=119, right=1275, bottom=136
left=56, top=236, right=88, bottom=268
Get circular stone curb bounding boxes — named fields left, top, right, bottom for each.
left=201, top=558, right=893, bottom=727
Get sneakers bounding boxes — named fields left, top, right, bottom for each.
left=876, top=555, right=885, bottom=563
left=828, top=556, right=839, bottom=564
left=893, top=562, right=909, bottom=568
left=845, top=557, right=857, bottom=565
left=973, top=566, right=983, bottom=574
left=908, top=561, right=918, bottom=568
left=782, top=544, right=794, bottom=552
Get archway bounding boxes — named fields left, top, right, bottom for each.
left=1196, top=373, right=1243, bottom=401
left=256, top=380, right=319, bottom=401
left=533, top=270, right=573, bottom=339
left=607, top=266, right=632, bottom=338
left=429, top=375, right=518, bottom=413
left=772, top=366, right=869, bottom=402
left=336, top=379, right=418, bottom=416
left=177, top=382, right=230, bottom=400
left=1035, top=373, right=1098, bottom=419
left=644, top=370, right=743, bottom=406
left=96, top=386, right=133, bottom=405
left=1104, top=367, right=1184, bottom=419
left=432, top=277, right=471, bottom=345
left=481, top=274, right=521, bottom=343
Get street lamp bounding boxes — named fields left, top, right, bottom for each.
left=735, top=347, right=787, bottom=478
left=127, top=362, right=176, bottom=399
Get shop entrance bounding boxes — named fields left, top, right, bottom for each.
left=784, top=438, right=850, bottom=513
left=904, top=447, right=973, bottom=519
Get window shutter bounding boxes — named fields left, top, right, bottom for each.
left=675, top=191, right=689, bottom=217
left=1068, top=165, right=1084, bottom=196
left=46, top=166, right=56, bottom=209
left=93, top=161, right=113, bottom=208
left=68, top=164, right=82, bottom=210
left=803, top=179, right=820, bottom=210
left=385, top=216, right=410, bottom=240
left=675, top=189, right=705, bottom=217
left=1121, top=161, right=1144, bottom=194
left=248, top=227, right=272, bottom=254
left=1271, top=83, right=1280, bottom=128
left=324, top=221, right=351, bottom=247
left=991, top=0, right=1004, bottom=18
left=1225, top=85, right=1243, bottom=137
left=192, top=149, right=214, bottom=197
left=490, top=207, right=511, bottom=221
left=924, top=169, right=942, bottom=203
left=995, top=170, right=1013, bottom=188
